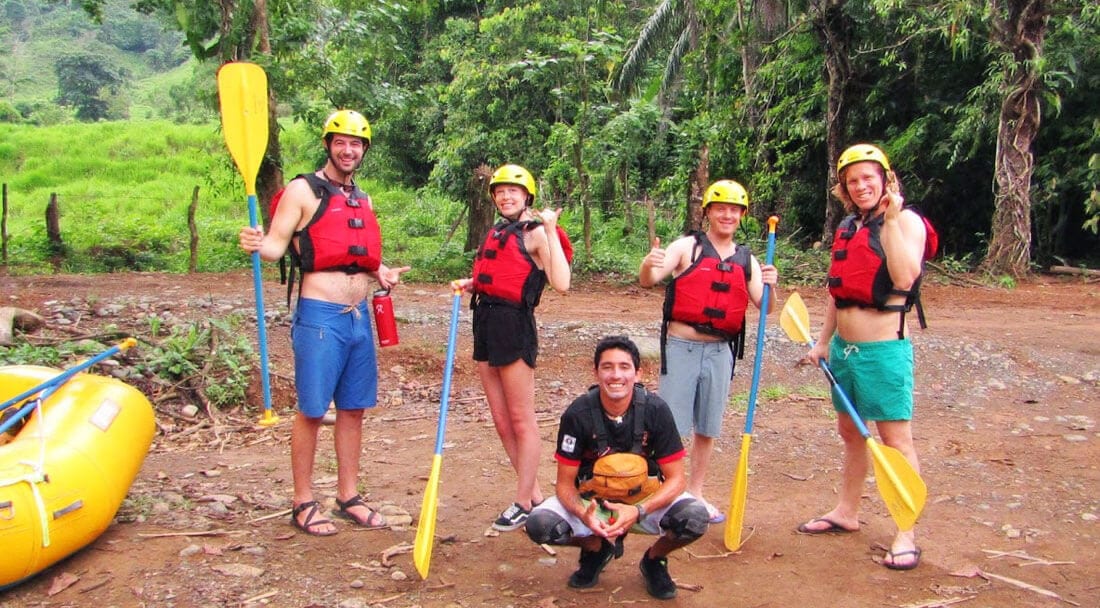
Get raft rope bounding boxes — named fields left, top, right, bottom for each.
left=0, top=395, right=52, bottom=548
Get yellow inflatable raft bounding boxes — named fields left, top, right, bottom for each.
left=0, top=365, right=155, bottom=589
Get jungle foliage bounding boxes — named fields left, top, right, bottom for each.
left=5, top=0, right=1100, bottom=276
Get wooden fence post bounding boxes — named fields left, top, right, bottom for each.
left=46, top=192, right=63, bottom=272
left=188, top=185, right=200, bottom=273
left=1, top=183, right=8, bottom=267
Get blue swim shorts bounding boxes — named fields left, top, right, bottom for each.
left=291, top=298, right=378, bottom=418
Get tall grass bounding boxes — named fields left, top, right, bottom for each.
left=1, top=120, right=240, bottom=273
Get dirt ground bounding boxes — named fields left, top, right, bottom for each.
left=1, top=270, right=1098, bottom=608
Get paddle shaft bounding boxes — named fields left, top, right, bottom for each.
left=742, top=216, right=779, bottom=433
left=217, top=62, right=274, bottom=421
left=0, top=338, right=135, bottom=415
left=433, top=293, right=461, bottom=455
left=413, top=290, right=462, bottom=579
left=725, top=216, right=779, bottom=551
left=789, top=313, right=918, bottom=512
left=247, top=193, right=274, bottom=417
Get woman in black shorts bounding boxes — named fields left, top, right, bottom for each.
left=455, top=164, right=572, bottom=530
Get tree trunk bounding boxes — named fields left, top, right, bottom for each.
left=812, top=0, right=853, bottom=244
left=253, top=0, right=283, bottom=227
left=981, top=0, right=1050, bottom=278
left=464, top=164, right=494, bottom=253
left=739, top=0, right=787, bottom=130
left=686, top=144, right=709, bottom=233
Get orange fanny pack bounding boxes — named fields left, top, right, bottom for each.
left=578, top=452, right=661, bottom=505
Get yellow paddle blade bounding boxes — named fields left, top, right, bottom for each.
left=866, top=439, right=927, bottom=531
left=779, top=292, right=812, bottom=344
left=413, top=455, right=443, bottom=579
left=217, top=62, right=269, bottom=196
left=724, top=432, right=752, bottom=550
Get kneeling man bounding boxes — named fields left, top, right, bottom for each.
left=525, top=336, right=708, bottom=600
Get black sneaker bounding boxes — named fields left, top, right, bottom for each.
left=568, top=539, right=616, bottom=589
left=491, top=502, right=530, bottom=531
left=639, top=551, right=677, bottom=599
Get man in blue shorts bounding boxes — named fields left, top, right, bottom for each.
left=525, top=336, right=708, bottom=600
left=239, top=109, right=409, bottom=536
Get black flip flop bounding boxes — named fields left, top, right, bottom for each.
left=883, top=548, right=922, bottom=570
left=796, top=516, right=858, bottom=535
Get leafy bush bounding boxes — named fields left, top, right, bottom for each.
left=138, top=315, right=256, bottom=410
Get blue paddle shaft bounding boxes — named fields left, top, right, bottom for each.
left=804, top=336, right=874, bottom=440
left=742, top=225, right=778, bottom=432
left=433, top=293, right=462, bottom=455
left=0, top=343, right=126, bottom=414
left=246, top=193, right=273, bottom=413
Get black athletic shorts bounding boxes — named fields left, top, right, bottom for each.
left=472, top=300, right=538, bottom=368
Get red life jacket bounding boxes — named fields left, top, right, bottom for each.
left=268, top=173, right=383, bottom=306
left=660, top=232, right=752, bottom=374
left=827, top=209, right=938, bottom=337
left=471, top=219, right=573, bottom=308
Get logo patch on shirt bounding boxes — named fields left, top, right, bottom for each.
left=561, top=434, right=576, bottom=453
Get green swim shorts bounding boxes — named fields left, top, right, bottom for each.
left=828, top=335, right=914, bottom=421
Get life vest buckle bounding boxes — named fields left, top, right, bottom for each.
left=703, top=306, right=726, bottom=320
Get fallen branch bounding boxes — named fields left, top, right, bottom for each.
left=137, top=529, right=244, bottom=539
left=951, top=566, right=1080, bottom=606
left=982, top=548, right=1075, bottom=566
left=381, top=542, right=414, bottom=567
left=381, top=414, right=430, bottom=422
left=241, top=590, right=279, bottom=605
left=367, top=593, right=405, bottom=604
left=900, top=596, right=975, bottom=608
left=249, top=508, right=292, bottom=524
left=1048, top=265, right=1100, bottom=277
left=980, top=570, right=1078, bottom=605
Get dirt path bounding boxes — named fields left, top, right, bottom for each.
left=1, top=271, right=1097, bottom=607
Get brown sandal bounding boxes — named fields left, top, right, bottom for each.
left=334, top=494, right=387, bottom=529
left=291, top=501, right=338, bottom=536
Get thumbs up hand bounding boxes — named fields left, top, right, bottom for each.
left=642, top=237, right=665, bottom=270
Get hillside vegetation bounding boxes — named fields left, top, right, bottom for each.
left=1, top=120, right=732, bottom=281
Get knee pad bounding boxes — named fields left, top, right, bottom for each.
left=660, top=499, right=708, bottom=541
left=524, top=511, right=573, bottom=546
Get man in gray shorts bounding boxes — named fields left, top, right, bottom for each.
left=638, top=180, right=778, bottom=523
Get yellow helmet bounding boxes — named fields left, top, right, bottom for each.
left=489, top=164, right=537, bottom=201
left=837, top=144, right=891, bottom=174
left=322, top=109, right=371, bottom=144
left=702, top=180, right=749, bottom=210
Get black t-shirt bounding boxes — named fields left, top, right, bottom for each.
left=554, top=386, right=685, bottom=482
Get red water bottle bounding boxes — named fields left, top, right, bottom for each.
left=372, top=289, right=399, bottom=347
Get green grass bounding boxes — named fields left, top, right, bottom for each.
left=0, top=119, right=832, bottom=283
